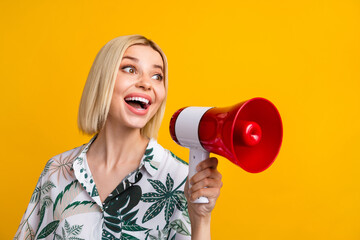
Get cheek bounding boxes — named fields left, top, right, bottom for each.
left=156, top=85, right=166, bottom=103
left=113, top=76, right=131, bottom=96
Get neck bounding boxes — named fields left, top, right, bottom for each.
left=87, top=119, right=150, bottom=170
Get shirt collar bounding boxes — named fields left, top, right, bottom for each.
left=73, top=134, right=163, bottom=177
left=141, top=138, right=164, bottom=176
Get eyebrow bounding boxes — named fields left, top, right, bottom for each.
left=122, top=56, right=164, bottom=72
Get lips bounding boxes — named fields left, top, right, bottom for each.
left=124, top=93, right=152, bottom=115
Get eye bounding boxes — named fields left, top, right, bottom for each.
left=152, top=74, right=164, bottom=81
left=122, top=66, right=136, bottom=74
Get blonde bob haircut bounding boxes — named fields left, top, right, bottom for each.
left=78, top=35, right=168, bottom=139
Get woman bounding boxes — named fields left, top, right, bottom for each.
left=15, top=35, right=222, bottom=240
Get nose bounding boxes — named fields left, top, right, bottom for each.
left=135, top=75, right=152, bottom=91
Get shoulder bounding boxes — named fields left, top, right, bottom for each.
left=168, top=150, right=188, bottom=166
left=164, top=149, right=188, bottom=172
left=51, top=144, right=85, bottom=162
left=150, top=139, right=188, bottom=178
left=39, top=144, right=86, bottom=182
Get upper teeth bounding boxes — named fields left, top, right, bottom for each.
left=125, top=97, right=150, bottom=105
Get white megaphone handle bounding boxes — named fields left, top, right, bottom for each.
left=189, top=148, right=210, bottom=204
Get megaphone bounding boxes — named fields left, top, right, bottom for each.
left=169, top=97, right=283, bottom=203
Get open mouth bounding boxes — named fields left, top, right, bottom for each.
left=124, top=96, right=151, bottom=111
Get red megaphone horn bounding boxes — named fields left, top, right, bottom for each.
left=169, top=97, right=283, bottom=203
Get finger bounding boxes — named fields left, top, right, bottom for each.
left=189, top=178, right=223, bottom=194
left=196, top=157, right=218, bottom=172
left=184, top=177, right=192, bottom=200
left=190, top=187, right=221, bottom=202
left=190, top=168, right=222, bottom=185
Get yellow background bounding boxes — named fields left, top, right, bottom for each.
left=1, top=0, right=359, bottom=239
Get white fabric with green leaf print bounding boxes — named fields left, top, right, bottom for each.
left=15, top=134, right=191, bottom=240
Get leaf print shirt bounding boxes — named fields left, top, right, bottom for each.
left=15, top=134, right=191, bottom=240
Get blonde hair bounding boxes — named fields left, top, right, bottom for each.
left=78, top=35, right=168, bottom=139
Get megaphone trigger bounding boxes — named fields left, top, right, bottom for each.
left=188, top=148, right=210, bottom=204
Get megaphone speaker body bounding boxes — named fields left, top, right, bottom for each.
left=169, top=97, right=283, bottom=203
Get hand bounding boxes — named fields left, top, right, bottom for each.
left=185, top=157, right=223, bottom=220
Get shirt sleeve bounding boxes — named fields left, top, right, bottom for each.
left=167, top=192, right=192, bottom=240
left=14, top=160, right=53, bottom=240
left=14, top=177, right=42, bottom=239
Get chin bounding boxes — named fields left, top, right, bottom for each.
left=123, top=118, right=149, bottom=130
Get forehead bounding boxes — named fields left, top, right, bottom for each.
left=122, top=45, right=164, bottom=68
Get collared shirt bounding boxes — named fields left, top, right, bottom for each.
left=15, top=135, right=191, bottom=240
